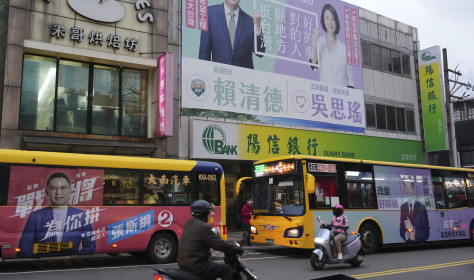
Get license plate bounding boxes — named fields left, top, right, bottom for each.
left=266, top=239, right=274, bottom=245
left=357, top=255, right=364, bottom=261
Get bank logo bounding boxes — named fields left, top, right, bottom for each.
left=67, top=0, right=126, bottom=23
left=421, top=51, right=437, bottom=62
left=186, top=74, right=210, bottom=101
left=202, top=125, right=237, bottom=155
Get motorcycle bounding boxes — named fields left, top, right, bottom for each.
left=153, top=242, right=258, bottom=280
left=310, top=217, right=365, bottom=270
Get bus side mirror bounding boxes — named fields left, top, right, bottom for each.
left=306, top=173, right=315, bottom=194
left=236, top=177, right=253, bottom=196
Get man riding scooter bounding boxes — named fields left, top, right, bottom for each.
left=177, top=200, right=243, bottom=280
left=321, top=204, right=349, bottom=260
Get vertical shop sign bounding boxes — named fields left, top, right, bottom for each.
left=418, top=46, right=447, bottom=151
left=157, top=53, right=174, bottom=137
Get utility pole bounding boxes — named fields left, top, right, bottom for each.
left=442, top=48, right=473, bottom=167
left=443, top=49, right=455, bottom=166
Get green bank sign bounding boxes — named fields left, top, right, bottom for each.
left=191, top=120, right=423, bottom=164
left=418, top=46, right=447, bottom=151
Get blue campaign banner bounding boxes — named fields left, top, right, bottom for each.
left=107, top=210, right=154, bottom=244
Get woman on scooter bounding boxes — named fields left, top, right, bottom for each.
left=323, top=204, right=349, bottom=260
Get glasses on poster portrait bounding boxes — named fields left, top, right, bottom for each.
left=47, top=186, right=71, bottom=192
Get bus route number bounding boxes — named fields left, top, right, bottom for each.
left=158, top=210, right=174, bottom=228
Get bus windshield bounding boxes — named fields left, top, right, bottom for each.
left=254, top=174, right=304, bottom=216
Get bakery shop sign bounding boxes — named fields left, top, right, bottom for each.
left=46, top=0, right=156, bottom=52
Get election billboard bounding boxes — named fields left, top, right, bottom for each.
left=181, top=0, right=364, bottom=133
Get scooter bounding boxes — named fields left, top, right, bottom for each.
left=153, top=242, right=258, bottom=280
left=310, top=217, right=365, bottom=270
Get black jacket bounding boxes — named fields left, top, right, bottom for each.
left=177, top=217, right=235, bottom=272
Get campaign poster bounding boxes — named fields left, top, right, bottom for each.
left=182, top=0, right=365, bottom=133
left=0, top=166, right=220, bottom=259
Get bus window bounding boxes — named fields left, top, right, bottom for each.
left=432, top=183, right=446, bottom=209
left=346, top=182, right=376, bottom=208
left=431, top=175, right=446, bottom=209
left=168, top=172, right=193, bottom=205
left=197, top=173, right=220, bottom=206
left=345, top=171, right=375, bottom=209
left=103, top=169, right=139, bottom=205
left=309, top=177, right=333, bottom=208
left=143, top=171, right=194, bottom=205
left=444, top=177, right=467, bottom=208
left=466, top=178, right=474, bottom=206
left=143, top=171, right=167, bottom=205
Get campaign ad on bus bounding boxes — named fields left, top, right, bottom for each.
left=0, top=166, right=221, bottom=259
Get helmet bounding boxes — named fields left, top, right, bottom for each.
left=190, top=200, right=215, bottom=217
left=333, top=204, right=344, bottom=217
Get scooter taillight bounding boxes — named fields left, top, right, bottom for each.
left=153, top=275, right=163, bottom=280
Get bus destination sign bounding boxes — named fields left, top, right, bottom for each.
left=308, top=162, right=337, bottom=173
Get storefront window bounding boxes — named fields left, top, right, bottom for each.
left=122, top=69, right=148, bottom=137
left=92, top=65, right=120, bottom=135
left=19, top=55, right=148, bottom=137
left=19, top=55, right=57, bottom=131
left=57, top=60, right=89, bottom=133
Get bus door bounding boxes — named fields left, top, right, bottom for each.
left=306, top=161, right=338, bottom=214
left=308, top=175, right=338, bottom=222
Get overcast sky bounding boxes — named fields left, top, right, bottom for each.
left=344, top=0, right=474, bottom=97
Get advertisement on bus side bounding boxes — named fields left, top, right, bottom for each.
left=0, top=166, right=220, bottom=259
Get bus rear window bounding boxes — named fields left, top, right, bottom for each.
left=197, top=173, right=220, bottom=206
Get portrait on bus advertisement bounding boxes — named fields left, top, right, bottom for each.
left=181, top=0, right=365, bottom=133
left=373, top=166, right=436, bottom=243
left=6, top=166, right=104, bottom=258
left=1, top=166, right=197, bottom=259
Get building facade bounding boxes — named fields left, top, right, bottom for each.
left=174, top=0, right=424, bottom=208
left=1, top=0, right=174, bottom=157
left=2, top=1, right=431, bottom=213
left=454, top=97, right=474, bottom=167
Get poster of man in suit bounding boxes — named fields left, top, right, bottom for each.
left=199, top=0, right=266, bottom=69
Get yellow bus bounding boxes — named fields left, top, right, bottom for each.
left=238, top=155, right=474, bottom=253
left=0, top=149, right=227, bottom=263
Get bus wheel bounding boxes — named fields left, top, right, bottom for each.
left=359, top=224, right=379, bottom=254
left=146, top=232, right=177, bottom=264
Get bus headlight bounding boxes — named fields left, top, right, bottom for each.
left=250, top=225, right=258, bottom=235
left=284, top=227, right=303, bottom=238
